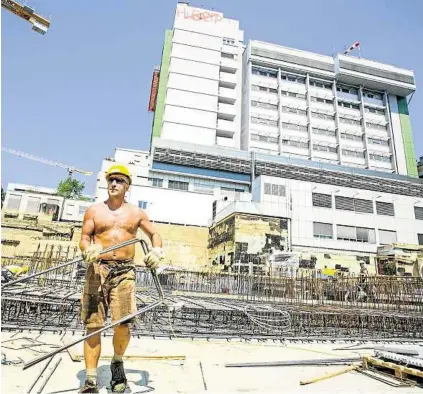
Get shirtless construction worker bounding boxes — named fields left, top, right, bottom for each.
left=79, top=164, right=165, bottom=393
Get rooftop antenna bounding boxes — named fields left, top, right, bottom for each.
left=343, top=41, right=361, bottom=58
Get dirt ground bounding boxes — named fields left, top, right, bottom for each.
left=1, top=332, right=422, bottom=393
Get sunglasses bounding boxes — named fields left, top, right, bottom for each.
left=107, top=177, right=128, bottom=185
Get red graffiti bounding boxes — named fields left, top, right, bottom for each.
left=176, top=8, right=223, bottom=23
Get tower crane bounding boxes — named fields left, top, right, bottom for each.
left=1, top=147, right=93, bottom=178
left=1, top=0, right=50, bottom=35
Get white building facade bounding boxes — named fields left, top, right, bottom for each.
left=150, top=2, right=244, bottom=149
left=96, top=139, right=423, bottom=254
left=242, top=41, right=417, bottom=177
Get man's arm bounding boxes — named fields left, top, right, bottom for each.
left=79, top=207, right=96, bottom=253
left=139, top=209, right=162, bottom=248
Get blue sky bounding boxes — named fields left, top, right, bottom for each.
left=2, top=0, right=422, bottom=194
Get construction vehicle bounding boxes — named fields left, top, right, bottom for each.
left=1, top=0, right=50, bottom=34
left=1, top=147, right=93, bottom=178
left=376, top=243, right=423, bottom=278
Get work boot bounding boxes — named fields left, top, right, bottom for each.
left=110, top=360, right=127, bottom=393
left=79, top=379, right=99, bottom=393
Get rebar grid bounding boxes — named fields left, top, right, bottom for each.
left=2, top=263, right=422, bottom=339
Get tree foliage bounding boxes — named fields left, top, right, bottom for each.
left=1, top=186, right=5, bottom=208
left=56, top=177, right=85, bottom=200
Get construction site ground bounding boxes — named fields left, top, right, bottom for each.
left=2, top=331, right=422, bottom=394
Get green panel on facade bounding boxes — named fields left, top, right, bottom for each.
left=397, top=96, right=418, bottom=177
left=151, top=29, right=173, bottom=141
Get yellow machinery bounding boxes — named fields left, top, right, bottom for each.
left=376, top=243, right=423, bottom=278
left=2, top=0, right=50, bottom=34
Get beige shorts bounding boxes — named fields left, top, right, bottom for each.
left=81, top=260, right=136, bottom=329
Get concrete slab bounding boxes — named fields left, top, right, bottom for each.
left=1, top=332, right=422, bottom=394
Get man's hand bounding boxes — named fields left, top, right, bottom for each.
left=82, top=244, right=102, bottom=264
left=144, top=247, right=165, bottom=269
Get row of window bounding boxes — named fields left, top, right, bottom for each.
left=311, top=96, right=333, bottom=105
left=264, top=183, right=286, bottom=197
left=312, top=193, right=396, bottom=216
left=281, top=90, right=306, bottom=99
left=366, top=122, right=387, bottom=131
left=282, top=122, right=308, bottom=132
left=251, top=100, right=278, bottom=110
left=251, top=84, right=278, bottom=94
left=313, top=222, right=396, bottom=245
left=337, top=86, right=358, bottom=95
left=252, top=67, right=277, bottom=78
left=369, top=153, right=391, bottom=163
left=251, top=134, right=278, bottom=143
left=338, top=101, right=360, bottom=110
left=223, top=37, right=235, bottom=45
left=282, top=106, right=307, bottom=116
left=311, top=111, right=335, bottom=121
left=341, top=132, right=362, bottom=142
left=340, top=117, right=361, bottom=126
left=313, top=127, right=336, bottom=137
left=313, top=144, right=337, bottom=153
left=251, top=116, right=278, bottom=126
left=309, top=80, right=332, bottom=90
left=365, top=107, right=385, bottom=116
left=282, top=139, right=309, bottom=149
left=368, top=137, right=389, bottom=146
left=363, top=91, right=383, bottom=100
left=281, top=74, right=305, bottom=84
left=342, top=149, right=365, bottom=158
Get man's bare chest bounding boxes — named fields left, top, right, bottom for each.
left=94, top=211, right=139, bottom=234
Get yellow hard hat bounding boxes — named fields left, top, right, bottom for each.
left=21, top=266, right=29, bottom=274
left=105, top=164, right=132, bottom=185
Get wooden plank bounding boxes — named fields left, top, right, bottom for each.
left=364, top=356, right=423, bottom=379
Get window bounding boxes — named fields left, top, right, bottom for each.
left=342, top=149, right=365, bottom=158
left=366, top=122, right=387, bottom=131
left=337, top=86, right=358, bottom=95
left=341, top=133, right=362, bottom=142
left=312, top=127, right=336, bottom=137
left=149, top=177, right=163, bottom=187
left=368, top=138, right=389, bottom=146
left=376, top=201, right=395, bottom=217
left=340, top=117, right=361, bottom=126
left=26, top=196, right=41, bottom=213
left=379, top=230, right=397, bottom=245
left=369, top=153, right=391, bottom=163
left=311, top=111, right=335, bottom=121
left=221, top=52, right=235, bottom=59
left=337, top=225, right=376, bottom=243
left=309, top=80, right=332, bottom=90
left=223, top=37, right=235, bottom=45
left=282, top=122, right=308, bottom=132
left=138, top=201, right=148, bottom=209
left=168, top=180, right=189, bottom=191
left=282, top=139, right=309, bottom=149
left=313, top=144, right=337, bottom=153
left=338, top=101, right=360, bottom=111
left=251, top=101, right=278, bottom=110
left=311, top=96, right=333, bottom=104
left=280, top=74, right=305, bottom=84
left=251, top=85, right=278, bottom=94
left=312, top=193, right=332, bottom=208
left=280, top=90, right=306, bottom=99
left=335, top=196, right=373, bottom=213
left=194, top=183, right=214, bottom=195
left=251, top=134, right=279, bottom=144
left=418, top=234, right=423, bottom=245
left=363, top=91, right=383, bottom=100
left=264, top=183, right=285, bottom=196
left=251, top=117, right=278, bottom=127
left=281, top=106, right=307, bottom=116
left=415, top=206, right=423, bottom=220
left=6, top=194, right=22, bottom=211
left=313, top=222, right=333, bottom=239
left=66, top=204, right=74, bottom=215
left=365, top=107, right=385, bottom=116
left=252, top=66, right=277, bottom=78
